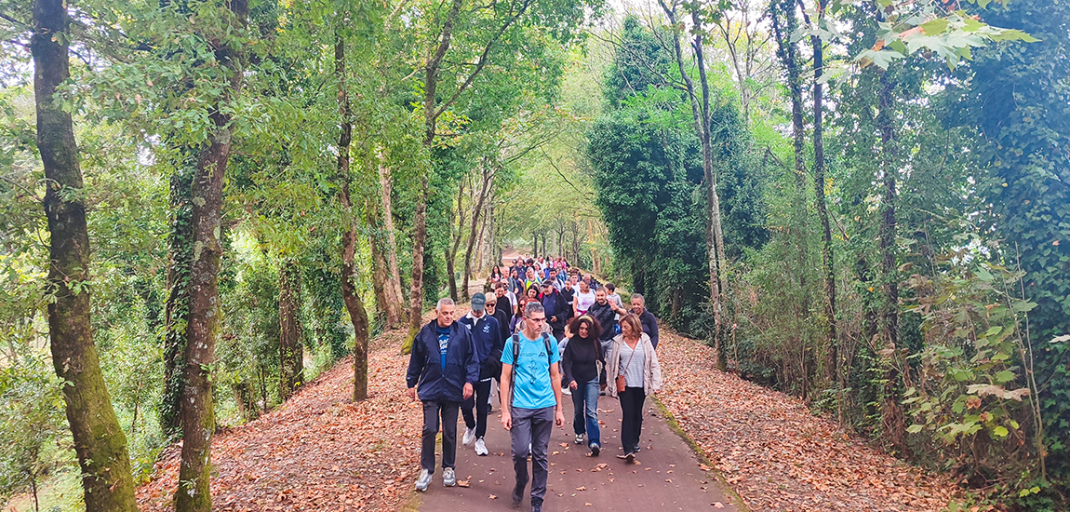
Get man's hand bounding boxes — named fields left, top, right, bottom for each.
left=554, top=408, right=565, bottom=427
left=463, top=382, right=474, bottom=400
left=501, top=411, right=512, bottom=431
left=407, top=387, right=417, bottom=402
left=551, top=315, right=558, bottom=323
left=569, top=380, right=578, bottom=390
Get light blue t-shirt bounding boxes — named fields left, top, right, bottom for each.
left=501, top=332, right=560, bottom=410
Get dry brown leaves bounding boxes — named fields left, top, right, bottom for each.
left=656, top=328, right=961, bottom=512
left=135, top=327, right=423, bottom=512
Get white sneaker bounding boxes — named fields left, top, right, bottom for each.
left=474, top=437, right=489, bottom=456
left=443, top=467, right=456, bottom=487
left=562, top=387, right=572, bottom=396
left=462, top=427, right=475, bottom=446
left=415, top=469, right=431, bottom=492
left=575, top=434, right=584, bottom=445
left=442, top=466, right=455, bottom=487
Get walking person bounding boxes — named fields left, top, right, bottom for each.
left=561, top=316, right=606, bottom=456
left=539, top=280, right=568, bottom=341
left=607, top=313, right=662, bottom=464
left=406, top=298, right=478, bottom=491
left=459, top=293, right=503, bottom=457
left=500, top=302, right=565, bottom=512
left=487, top=289, right=513, bottom=341
left=588, top=288, right=617, bottom=356
left=629, top=293, right=660, bottom=350
left=486, top=293, right=510, bottom=413
left=572, top=278, right=596, bottom=317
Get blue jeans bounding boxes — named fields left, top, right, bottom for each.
left=571, top=378, right=601, bottom=446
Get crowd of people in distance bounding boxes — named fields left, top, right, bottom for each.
left=406, top=256, right=663, bottom=512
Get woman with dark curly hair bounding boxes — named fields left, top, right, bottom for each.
left=561, top=315, right=607, bottom=456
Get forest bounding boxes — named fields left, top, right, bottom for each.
left=0, top=0, right=1067, bottom=510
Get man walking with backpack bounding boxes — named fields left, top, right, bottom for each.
left=500, top=302, right=565, bottom=512
left=406, top=298, right=478, bottom=492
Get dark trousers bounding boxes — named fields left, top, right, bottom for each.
left=421, top=399, right=459, bottom=473
left=510, top=406, right=554, bottom=504
left=619, top=387, right=646, bottom=454
left=461, top=379, right=493, bottom=438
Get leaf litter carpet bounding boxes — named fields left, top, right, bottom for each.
left=655, top=328, right=959, bottom=511
left=136, top=327, right=423, bottom=511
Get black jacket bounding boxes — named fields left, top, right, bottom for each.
left=406, top=320, right=479, bottom=402
left=562, top=336, right=606, bottom=387
left=490, top=308, right=512, bottom=350
left=587, top=301, right=616, bottom=342
left=638, top=309, right=660, bottom=349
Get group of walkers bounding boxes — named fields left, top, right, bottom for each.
left=406, top=256, right=663, bottom=512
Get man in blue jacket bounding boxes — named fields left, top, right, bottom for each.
left=406, top=298, right=478, bottom=492
left=458, top=293, right=503, bottom=457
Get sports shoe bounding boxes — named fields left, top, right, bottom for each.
left=415, top=469, right=431, bottom=492
left=589, top=442, right=600, bottom=456
left=474, top=437, right=489, bottom=456
left=574, top=434, right=584, bottom=445
left=561, top=387, right=572, bottom=396
left=443, top=467, right=456, bottom=487
left=512, top=484, right=524, bottom=507
left=626, top=452, right=635, bottom=464
left=462, top=427, right=476, bottom=446
left=531, top=497, right=543, bottom=512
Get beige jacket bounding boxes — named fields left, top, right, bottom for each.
left=606, top=332, right=662, bottom=398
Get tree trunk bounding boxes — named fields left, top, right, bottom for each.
left=659, top=0, right=726, bottom=369
left=161, top=160, right=194, bottom=438
left=877, top=69, right=907, bottom=455
left=462, top=164, right=493, bottom=301
left=377, top=151, right=406, bottom=324
left=174, top=3, right=247, bottom=508
left=279, top=261, right=302, bottom=400
left=446, top=179, right=465, bottom=301
left=811, top=7, right=837, bottom=384
left=32, top=3, right=138, bottom=509
left=369, top=204, right=395, bottom=327
left=335, top=34, right=373, bottom=402
left=367, top=175, right=401, bottom=329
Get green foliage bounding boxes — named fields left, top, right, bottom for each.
left=952, top=0, right=1070, bottom=495
left=0, top=350, right=68, bottom=508
left=904, top=261, right=1042, bottom=495
left=587, top=18, right=766, bottom=335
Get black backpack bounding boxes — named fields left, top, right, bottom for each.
left=509, top=332, right=554, bottom=403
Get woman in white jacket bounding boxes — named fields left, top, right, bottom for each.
left=606, top=313, right=662, bottom=463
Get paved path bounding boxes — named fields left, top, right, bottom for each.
left=417, top=388, right=740, bottom=512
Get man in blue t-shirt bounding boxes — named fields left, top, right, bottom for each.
left=406, top=298, right=478, bottom=492
left=500, top=301, right=564, bottom=512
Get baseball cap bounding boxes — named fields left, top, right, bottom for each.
left=471, top=293, right=486, bottom=311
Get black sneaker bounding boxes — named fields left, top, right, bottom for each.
left=589, top=442, right=600, bottom=456
left=511, top=485, right=523, bottom=508
left=625, top=452, right=635, bottom=464
left=531, top=497, right=543, bottom=512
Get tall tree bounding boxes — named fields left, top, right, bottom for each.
left=30, top=1, right=138, bottom=509
left=806, top=0, right=836, bottom=383
left=658, top=0, right=729, bottom=368
left=175, top=1, right=249, bottom=509
left=334, top=30, right=372, bottom=401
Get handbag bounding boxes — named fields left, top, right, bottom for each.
left=616, top=342, right=638, bottom=394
